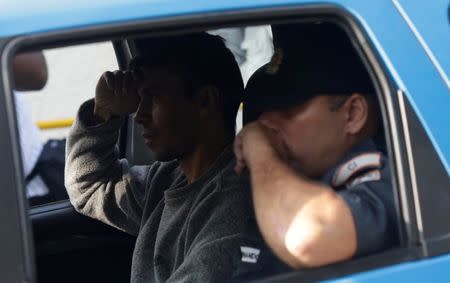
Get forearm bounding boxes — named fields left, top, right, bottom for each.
left=65, top=99, right=145, bottom=235
left=247, top=152, right=357, bottom=268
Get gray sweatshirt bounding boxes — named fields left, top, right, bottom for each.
left=65, top=100, right=286, bottom=282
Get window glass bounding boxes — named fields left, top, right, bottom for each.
left=15, top=42, right=117, bottom=206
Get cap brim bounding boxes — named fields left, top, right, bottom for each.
left=244, top=63, right=311, bottom=112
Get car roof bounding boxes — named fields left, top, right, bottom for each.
left=2, top=0, right=280, bottom=37
left=0, top=0, right=386, bottom=37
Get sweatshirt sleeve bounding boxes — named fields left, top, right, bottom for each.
left=65, top=99, right=148, bottom=236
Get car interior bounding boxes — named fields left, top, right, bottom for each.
left=15, top=14, right=409, bottom=282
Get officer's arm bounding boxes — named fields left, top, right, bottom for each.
left=231, top=118, right=360, bottom=269
left=247, top=151, right=357, bottom=268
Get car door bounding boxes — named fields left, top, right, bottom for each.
left=31, top=40, right=138, bottom=283
left=0, top=83, right=34, bottom=282
left=260, top=1, right=450, bottom=282
left=1, top=38, right=137, bottom=283
left=1, top=1, right=449, bottom=283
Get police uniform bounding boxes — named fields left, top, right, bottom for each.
left=321, top=139, right=398, bottom=256
left=243, top=22, right=398, bottom=258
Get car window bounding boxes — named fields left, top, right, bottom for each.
left=16, top=42, right=117, bottom=207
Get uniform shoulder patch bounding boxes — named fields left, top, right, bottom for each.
left=346, top=169, right=381, bottom=189
left=332, top=152, right=382, bottom=187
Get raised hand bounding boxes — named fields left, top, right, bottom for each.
left=94, top=70, right=141, bottom=122
left=234, top=121, right=290, bottom=175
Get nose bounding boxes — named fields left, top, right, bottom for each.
left=258, top=110, right=282, bottom=130
left=134, top=100, right=147, bottom=125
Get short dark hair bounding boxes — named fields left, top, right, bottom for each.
left=129, top=32, right=244, bottom=134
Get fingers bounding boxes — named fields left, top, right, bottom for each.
left=96, top=70, right=141, bottom=118
left=261, top=126, right=290, bottom=161
left=233, top=132, right=247, bottom=175
left=113, top=70, right=124, bottom=94
left=233, top=132, right=243, bottom=161
left=103, top=71, right=115, bottom=90
left=131, top=69, right=143, bottom=83
left=234, top=159, right=247, bottom=175
left=104, top=70, right=138, bottom=96
left=123, top=72, right=133, bottom=92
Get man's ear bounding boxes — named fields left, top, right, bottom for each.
left=194, top=85, right=222, bottom=117
left=343, top=93, right=368, bottom=135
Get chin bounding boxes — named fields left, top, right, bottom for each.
left=151, top=147, right=178, bottom=162
left=153, top=152, right=174, bottom=162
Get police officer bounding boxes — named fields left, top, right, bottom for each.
left=233, top=23, right=397, bottom=268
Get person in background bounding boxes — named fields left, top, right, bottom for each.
left=211, top=26, right=274, bottom=132
left=211, top=26, right=273, bottom=84
left=13, top=51, right=67, bottom=205
left=13, top=52, right=49, bottom=199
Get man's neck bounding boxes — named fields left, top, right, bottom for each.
left=179, top=130, right=233, bottom=184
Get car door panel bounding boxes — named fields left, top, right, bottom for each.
left=31, top=201, right=135, bottom=283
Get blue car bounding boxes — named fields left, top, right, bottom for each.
left=0, top=0, right=449, bottom=282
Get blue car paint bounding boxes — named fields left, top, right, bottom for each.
left=396, top=0, right=450, bottom=86
left=322, top=253, right=450, bottom=283
left=0, top=0, right=337, bottom=36
left=1, top=0, right=449, bottom=281
left=393, top=0, right=450, bottom=173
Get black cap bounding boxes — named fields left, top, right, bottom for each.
left=244, top=22, right=374, bottom=119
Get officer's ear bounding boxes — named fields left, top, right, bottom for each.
left=342, top=93, right=368, bottom=135
left=193, top=85, right=223, bottom=118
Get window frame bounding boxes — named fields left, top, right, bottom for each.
left=0, top=37, right=37, bottom=282
left=398, top=90, right=450, bottom=258
left=0, top=3, right=432, bottom=282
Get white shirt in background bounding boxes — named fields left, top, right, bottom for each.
left=14, top=91, right=49, bottom=198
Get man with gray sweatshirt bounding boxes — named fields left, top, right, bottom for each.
left=65, top=33, right=287, bottom=282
